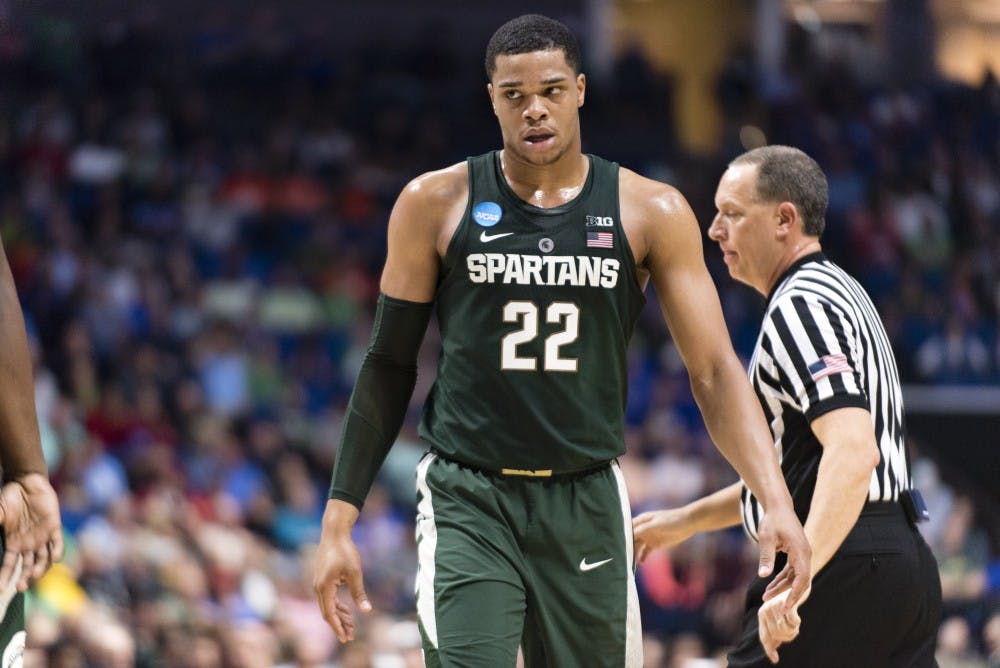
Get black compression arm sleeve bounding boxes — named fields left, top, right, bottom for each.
left=328, top=293, right=433, bottom=510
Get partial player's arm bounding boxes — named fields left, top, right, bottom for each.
left=313, top=165, right=466, bottom=642
left=0, top=234, right=63, bottom=591
left=624, top=172, right=810, bottom=604
left=633, top=482, right=742, bottom=563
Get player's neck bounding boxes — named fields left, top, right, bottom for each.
left=499, top=148, right=589, bottom=209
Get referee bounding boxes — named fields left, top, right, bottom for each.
left=633, top=145, right=942, bottom=666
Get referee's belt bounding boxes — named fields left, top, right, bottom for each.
left=860, top=489, right=929, bottom=527
left=432, top=452, right=611, bottom=480
left=859, top=500, right=904, bottom=517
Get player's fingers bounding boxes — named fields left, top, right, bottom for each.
left=338, top=609, right=356, bottom=642
left=31, top=549, right=48, bottom=581
left=631, top=513, right=652, bottom=530
left=784, top=567, right=811, bottom=613
left=0, top=549, right=17, bottom=593
left=48, top=533, right=64, bottom=563
left=314, top=580, right=349, bottom=642
left=336, top=601, right=354, bottom=624
left=16, top=551, right=34, bottom=592
left=326, top=598, right=349, bottom=642
left=635, top=543, right=648, bottom=564
left=347, top=569, right=372, bottom=614
left=757, top=530, right=777, bottom=578
left=783, top=532, right=811, bottom=608
left=762, top=565, right=793, bottom=600
left=762, top=579, right=786, bottom=601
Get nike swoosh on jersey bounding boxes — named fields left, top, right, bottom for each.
left=579, top=557, right=614, bottom=572
left=480, top=231, right=514, bottom=242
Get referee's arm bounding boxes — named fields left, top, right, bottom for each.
left=757, top=394, right=879, bottom=662
left=761, top=289, right=880, bottom=594
left=759, top=405, right=879, bottom=657
left=802, top=407, right=880, bottom=578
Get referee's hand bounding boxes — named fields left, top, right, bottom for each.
left=758, top=583, right=811, bottom=663
left=755, top=503, right=811, bottom=614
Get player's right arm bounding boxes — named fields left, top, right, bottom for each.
left=622, top=170, right=810, bottom=612
left=0, top=234, right=63, bottom=593
left=313, top=164, right=467, bottom=642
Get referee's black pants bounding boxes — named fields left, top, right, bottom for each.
left=728, top=502, right=942, bottom=668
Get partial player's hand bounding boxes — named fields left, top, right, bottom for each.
left=312, top=501, right=371, bottom=643
left=757, top=583, right=810, bottom=663
left=763, top=560, right=808, bottom=602
left=632, top=509, right=694, bottom=564
left=0, top=472, right=63, bottom=592
left=754, top=504, right=810, bottom=614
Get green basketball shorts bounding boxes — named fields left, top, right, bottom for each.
left=414, top=453, right=642, bottom=668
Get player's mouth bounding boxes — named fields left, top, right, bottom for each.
left=523, top=130, right=556, bottom=150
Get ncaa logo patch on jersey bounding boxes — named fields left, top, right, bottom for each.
left=473, top=201, right=503, bottom=227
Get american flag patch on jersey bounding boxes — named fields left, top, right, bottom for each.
left=586, top=231, right=613, bottom=248
left=808, top=353, right=852, bottom=381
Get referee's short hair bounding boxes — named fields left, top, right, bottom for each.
left=731, top=145, right=828, bottom=237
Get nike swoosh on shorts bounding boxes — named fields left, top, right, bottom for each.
left=579, top=557, right=614, bottom=572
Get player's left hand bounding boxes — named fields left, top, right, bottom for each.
left=755, top=503, right=811, bottom=614
left=0, top=472, right=63, bottom=592
left=757, top=583, right=810, bottom=663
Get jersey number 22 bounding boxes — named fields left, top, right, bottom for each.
left=501, top=300, right=579, bottom=372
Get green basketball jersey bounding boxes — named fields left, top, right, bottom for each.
left=418, top=151, right=646, bottom=472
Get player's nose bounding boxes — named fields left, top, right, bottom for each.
left=523, top=95, right=548, bottom=121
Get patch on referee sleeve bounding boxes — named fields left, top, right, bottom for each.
left=808, top=353, right=852, bottom=381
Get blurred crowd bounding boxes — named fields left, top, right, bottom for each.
left=0, top=7, right=996, bottom=667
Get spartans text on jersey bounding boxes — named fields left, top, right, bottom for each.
left=466, top=253, right=620, bottom=288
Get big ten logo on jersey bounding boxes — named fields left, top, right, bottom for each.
left=585, top=215, right=614, bottom=227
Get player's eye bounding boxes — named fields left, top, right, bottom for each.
left=505, top=90, right=521, bottom=100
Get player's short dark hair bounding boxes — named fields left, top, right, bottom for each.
left=731, top=145, right=828, bottom=237
left=485, top=14, right=582, bottom=80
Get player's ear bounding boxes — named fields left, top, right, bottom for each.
left=487, top=83, right=497, bottom=115
left=577, top=73, right=586, bottom=107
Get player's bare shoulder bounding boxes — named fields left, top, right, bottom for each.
left=618, top=167, right=699, bottom=267
left=391, top=161, right=470, bottom=253
left=403, top=162, right=468, bottom=207
left=619, top=167, right=692, bottom=225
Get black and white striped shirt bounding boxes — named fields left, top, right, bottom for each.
left=741, top=253, right=911, bottom=541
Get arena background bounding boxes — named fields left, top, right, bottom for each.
left=1, top=0, right=997, bottom=665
